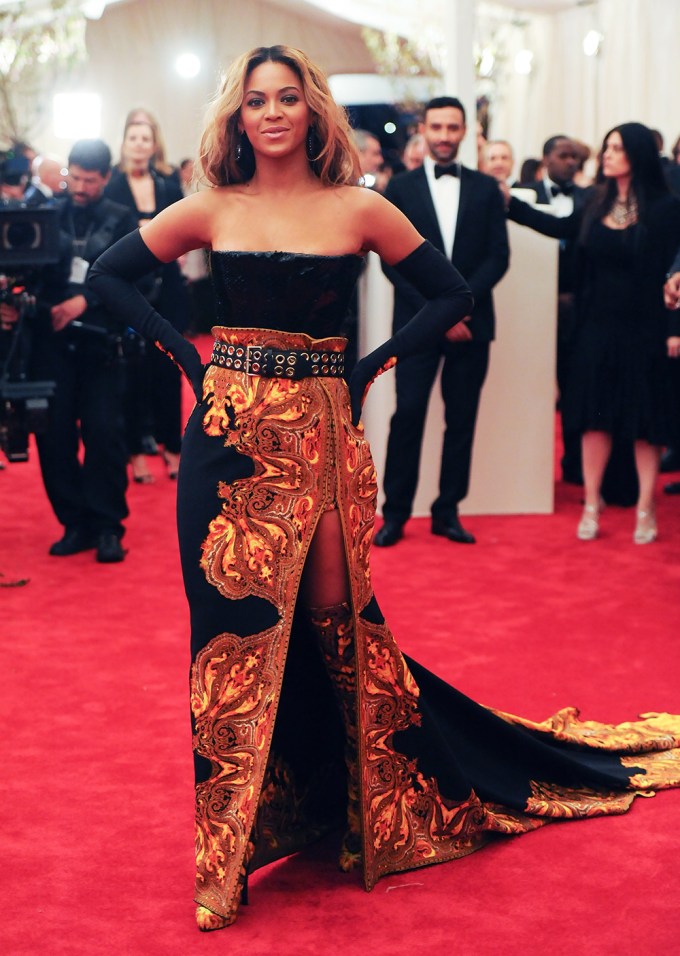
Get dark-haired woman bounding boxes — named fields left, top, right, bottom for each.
left=508, top=122, right=680, bottom=543
left=89, top=55, right=680, bottom=931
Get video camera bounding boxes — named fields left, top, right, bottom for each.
left=0, top=200, right=60, bottom=462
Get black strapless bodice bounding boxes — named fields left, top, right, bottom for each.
left=209, top=251, right=365, bottom=337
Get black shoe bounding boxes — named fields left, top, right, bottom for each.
left=431, top=516, right=476, bottom=544
left=49, top=528, right=96, bottom=557
left=373, top=521, right=404, bottom=547
left=660, top=449, right=680, bottom=473
left=664, top=481, right=680, bottom=495
left=96, top=533, right=126, bottom=563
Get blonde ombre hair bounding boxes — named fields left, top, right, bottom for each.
left=197, top=45, right=361, bottom=187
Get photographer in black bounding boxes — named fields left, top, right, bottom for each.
left=1, top=151, right=68, bottom=474
left=1, top=140, right=137, bottom=562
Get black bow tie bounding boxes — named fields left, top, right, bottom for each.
left=551, top=182, right=574, bottom=197
left=434, top=163, right=459, bottom=179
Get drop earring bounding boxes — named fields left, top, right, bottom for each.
left=306, top=126, right=316, bottom=161
left=235, top=133, right=243, bottom=162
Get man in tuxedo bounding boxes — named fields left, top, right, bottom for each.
left=375, top=96, right=509, bottom=546
left=520, top=135, right=581, bottom=207
left=519, top=134, right=588, bottom=484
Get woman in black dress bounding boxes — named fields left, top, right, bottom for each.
left=90, top=51, right=680, bottom=931
left=508, top=123, right=680, bottom=543
left=104, top=115, right=188, bottom=482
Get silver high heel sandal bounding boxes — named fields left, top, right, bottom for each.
left=633, top=509, right=657, bottom=544
left=577, top=503, right=600, bottom=541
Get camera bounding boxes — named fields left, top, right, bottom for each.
left=0, top=201, right=61, bottom=267
left=0, top=200, right=60, bottom=463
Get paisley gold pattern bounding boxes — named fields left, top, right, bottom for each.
left=189, top=328, right=680, bottom=930
left=623, top=748, right=680, bottom=790
left=191, top=624, right=286, bottom=921
left=200, top=371, right=324, bottom=605
left=494, top=706, right=680, bottom=753
left=524, top=780, right=637, bottom=818
left=192, top=329, right=379, bottom=923
left=199, top=328, right=376, bottom=612
left=356, top=617, right=494, bottom=888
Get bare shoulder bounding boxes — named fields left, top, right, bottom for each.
left=186, top=184, right=243, bottom=216
left=137, top=187, right=234, bottom=260
left=333, top=183, right=388, bottom=212
left=325, top=185, right=423, bottom=263
left=331, top=184, right=402, bottom=230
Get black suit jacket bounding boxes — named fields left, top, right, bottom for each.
left=382, top=165, right=509, bottom=342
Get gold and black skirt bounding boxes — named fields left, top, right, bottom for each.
left=177, top=328, right=680, bottom=926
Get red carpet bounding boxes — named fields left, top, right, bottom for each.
left=2, top=359, right=679, bottom=956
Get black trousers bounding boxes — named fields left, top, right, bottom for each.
left=33, top=335, right=129, bottom=537
left=381, top=340, right=490, bottom=525
left=124, top=345, right=182, bottom=456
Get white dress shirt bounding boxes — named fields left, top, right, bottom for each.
left=542, top=174, right=574, bottom=218
left=424, top=155, right=460, bottom=259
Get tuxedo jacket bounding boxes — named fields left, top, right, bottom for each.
left=519, top=179, right=584, bottom=208
left=382, top=165, right=509, bottom=342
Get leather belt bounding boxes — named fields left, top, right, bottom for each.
left=209, top=342, right=345, bottom=379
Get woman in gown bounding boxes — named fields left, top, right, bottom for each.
left=104, top=115, right=188, bottom=482
left=89, top=48, right=680, bottom=932
left=506, top=122, right=680, bottom=543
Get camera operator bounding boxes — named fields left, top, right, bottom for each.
left=1, top=140, right=137, bottom=562
left=1, top=151, right=70, bottom=473
left=0, top=152, right=31, bottom=202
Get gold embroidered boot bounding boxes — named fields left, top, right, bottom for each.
left=307, top=602, right=363, bottom=872
left=195, top=839, right=252, bottom=931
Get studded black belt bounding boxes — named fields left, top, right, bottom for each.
left=209, top=342, right=345, bottom=379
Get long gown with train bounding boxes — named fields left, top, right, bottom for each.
left=174, top=250, right=679, bottom=929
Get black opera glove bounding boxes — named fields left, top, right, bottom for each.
left=87, top=230, right=204, bottom=402
left=348, top=240, right=474, bottom=426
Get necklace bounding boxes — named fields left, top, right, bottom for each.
left=610, top=194, right=638, bottom=227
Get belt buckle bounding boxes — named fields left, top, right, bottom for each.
left=245, top=345, right=266, bottom=375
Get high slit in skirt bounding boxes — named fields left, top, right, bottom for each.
left=176, top=327, right=680, bottom=924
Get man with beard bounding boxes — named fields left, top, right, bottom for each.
left=31, top=140, right=136, bottom=561
left=375, top=96, right=509, bottom=546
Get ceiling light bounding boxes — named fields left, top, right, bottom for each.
left=583, top=30, right=603, bottom=57
left=175, top=52, right=200, bottom=79
left=514, top=49, right=533, bottom=75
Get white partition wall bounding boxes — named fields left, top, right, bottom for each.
left=360, top=222, right=559, bottom=517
